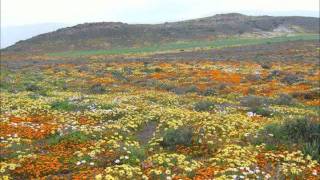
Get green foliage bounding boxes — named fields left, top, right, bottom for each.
left=125, top=146, right=146, bottom=165
left=161, top=127, right=193, bottom=149
left=99, top=103, right=115, bottom=110
left=241, top=95, right=273, bottom=117
left=240, top=95, right=269, bottom=108
left=46, top=133, right=62, bottom=145
left=251, top=107, right=273, bottom=117
left=274, top=94, right=295, bottom=105
left=202, top=88, right=217, bottom=96
left=252, top=118, right=320, bottom=153
left=111, top=71, right=127, bottom=81
left=46, top=131, right=90, bottom=145
left=281, top=74, right=303, bottom=85
left=25, top=84, right=41, bottom=92
left=283, top=118, right=319, bottom=143
left=89, top=83, right=106, bottom=94
left=171, top=85, right=199, bottom=95
left=63, top=131, right=90, bottom=143
left=48, top=34, right=319, bottom=57
left=194, top=101, right=215, bottom=112
left=143, top=68, right=162, bottom=74
left=302, top=140, right=320, bottom=161
left=51, top=100, right=85, bottom=111
left=259, top=62, right=272, bottom=69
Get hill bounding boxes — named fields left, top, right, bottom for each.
left=3, top=13, right=319, bottom=54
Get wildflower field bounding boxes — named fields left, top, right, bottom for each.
left=0, top=39, right=319, bottom=179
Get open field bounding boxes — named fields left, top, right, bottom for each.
left=0, top=40, right=319, bottom=179
left=48, top=34, right=319, bottom=57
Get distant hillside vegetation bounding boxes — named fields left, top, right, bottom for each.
left=3, top=13, right=319, bottom=54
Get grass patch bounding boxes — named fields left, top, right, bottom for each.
left=50, top=100, right=86, bottom=111
left=46, top=131, right=90, bottom=145
left=48, top=34, right=319, bottom=57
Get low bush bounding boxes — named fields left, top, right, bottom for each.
left=283, top=118, right=319, bottom=143
left=291, top=89, right=320, bottom=100
left=250, top=107, right=273, bottom=117
left=245, top=74, right=261, bottom=82
left=302, top=140, right=320, bottom=161
left=251, top=118, right=320, bottom=160
left=171, top=85, right=199, bottom=95
left=25, top=84, right=41, bottom=92
left=161, top=127, right=193, bottom=150
left=194, top=101, right=215, bottom=112
left=46, top=131, right=90, bottom=145
left=240, top=95, right=269, bottom=108
left=111, top=71, right=128, bottom=81
left=274, top=94, right=295, bottom=105
left=240, top=96, right=272, bottom=116
left=266, top=70, right=283, bottom=81
left=281, top=74, right=303, bottom=85
left=202, top=88, right=217, bottom=96
left=51, top=100, right=85, bottom=111
left=89, top=83, right=106, bottom=94
left=260, top=63, right=272, bottom=69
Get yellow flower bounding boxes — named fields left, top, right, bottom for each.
left=95, top=174, right=102, bottom=180
left=2, top=176, right=9, bottom=180
left=8, top=164, right=16, bottom=170
left=165, top=169, right=171, bottom=175
left=105, top=175, right=115, bottom=180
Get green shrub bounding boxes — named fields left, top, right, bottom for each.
left=291, top=89, right=320, bottom=100
left=161, top=127, right=193, bottom=149
left=89, top=83, right=106, bottom=94
left=194, top=101, right=215, bottom=112
left=64, top=131, right=90, bottom=143
left=283, top=118, right=319, bottom=143
left=250, top=107, right=273, bottom=117
left=245, top=74, right=261, bottom=82
left=240, top=95, right=269, bottom=108
left=260, top=63, right=272, bottom=69
left=46, top=131, right=90, bottom=145
left=51, top=100, right=84, bottom=111
left=281, top=74, right=303, bottom=85
left=25, top=84, right=41, bottom=92
left=124, top=146, right=146, bottom=165
left=172, top=85, right=199, bottom=95
left=241, top=95, right=273, bottom=117
left=274, top=94, right=295, bottom=105
left=302, top=140, right=320, bottom=161
left=111, top=71, right=127, bottom=81
left=202, top=88, right=217, bottom=96
left=251, top=118, right=320, bottom=152
left=46, top=133, right=62, bottom=145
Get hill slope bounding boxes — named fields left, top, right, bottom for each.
left=3, top=13, right=319, bottom=54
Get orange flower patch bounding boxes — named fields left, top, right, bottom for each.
left=173, top=176, right=191, bottom=180
left=194, top=167, right=217, bottom=179
left=14, top=155, right=64, bottom=178
left=72, top=168, right=104, bottom=180
left=91, top=77, right=115, bottom=85
left=0, top=123, right=57, bottom=139
left=304, top=99, right=320, bottom=106
left=282, top=84, right=311, bottom=94
left=46, top=142, right=92, bottom=158
left=10, top=115, right=55, bottom=124
left=77, top=116, right=95, bottom=125
left=256, top=153, right=268, bottom=168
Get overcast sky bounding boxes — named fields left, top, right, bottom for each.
left=2, top=0, right=319, bottom=27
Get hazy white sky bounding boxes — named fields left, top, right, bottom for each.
left=1, top=0, right=319, bottom=27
